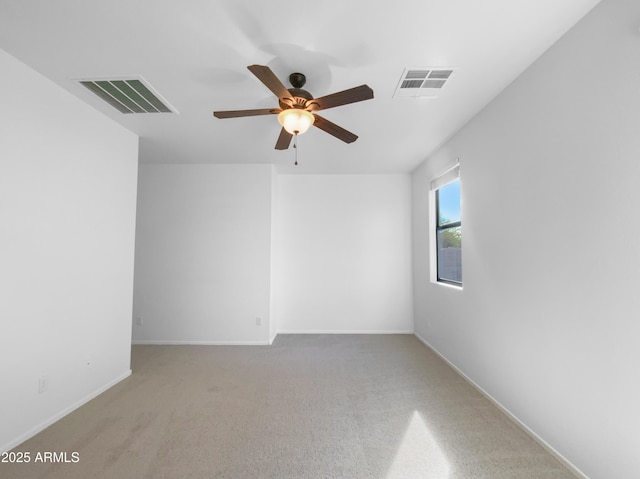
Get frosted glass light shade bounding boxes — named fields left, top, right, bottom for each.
left=278, top=109, right=315, bottom=135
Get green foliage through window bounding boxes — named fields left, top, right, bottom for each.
left=439, top=225, right=461, bottom=248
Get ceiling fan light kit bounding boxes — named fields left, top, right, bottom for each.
left=277, top=108, right=314, bottom=135
left=213, top=65, right=374, bottom=151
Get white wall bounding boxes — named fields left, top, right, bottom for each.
left=412, top=0, right=640, bottom=477
left=132, top=164, right=274, bottom=344
left=0, top=49, right=138, bottom=452
left=276, top=175, right=413, bottom=333
left=133, top=170, right=412, bottom=341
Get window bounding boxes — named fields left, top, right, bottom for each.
left=436, top=179, right=461, bottom=284
left=430, top=165, right=461, bottom=286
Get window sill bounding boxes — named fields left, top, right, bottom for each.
left=433, top=280, right=463, bottom=290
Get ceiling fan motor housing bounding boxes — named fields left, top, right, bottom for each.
left=278, top=72, right=314, bottom=110
left=280, top=90, right=313, bottom=109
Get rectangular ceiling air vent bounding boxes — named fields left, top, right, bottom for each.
left=79, top=77, right=175, bottom=114
left=394, top=68, right=454, bottom=99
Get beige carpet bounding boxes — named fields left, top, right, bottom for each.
left=2, top=335, right=576, bottom=478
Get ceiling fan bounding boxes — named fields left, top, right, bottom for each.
left=213, top=65, right=374, bottom=150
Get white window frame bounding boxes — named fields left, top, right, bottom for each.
left=429, top=162, right=462, bottom=288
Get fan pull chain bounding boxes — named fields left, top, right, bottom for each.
left=294, top=132, right=298, bottom=166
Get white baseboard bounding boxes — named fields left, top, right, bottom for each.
left=1, top=369, right=132, bottom=454
left=132, top=340, right=271, bottom=346
left=132, top=332, right=413, bottom=346
left=413, top=332, right=588, bottom=479
left=277, top=330, right=414, bottom=335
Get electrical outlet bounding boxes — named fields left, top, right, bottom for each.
left=135, top=316, right=143, bottom=326
left=38, top=376, right=48, bottom=394
left=256, top=317, right=262, bottom=326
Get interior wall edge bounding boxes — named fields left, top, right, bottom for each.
left=276, top=330, right=415, bottom=335
left=413, top=332, right=588, bottom=479
left=131, top=340, right=271, bottom=346
left=0, top=370, right=132, bottom=454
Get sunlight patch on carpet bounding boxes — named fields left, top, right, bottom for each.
left=386, top=411, right=450, bottom=479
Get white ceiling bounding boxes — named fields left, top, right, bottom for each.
left=0, top=0, right=600, bottom=173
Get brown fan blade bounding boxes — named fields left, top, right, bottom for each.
left=312, top=114, right=358, bottom=144
left=307, top=84, right=373, bottom=111
left=275, top=128, right=293, bottom=150
left=213, top=108, right=280, bottom=119
left=247, top=65, right=293, bottom=101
